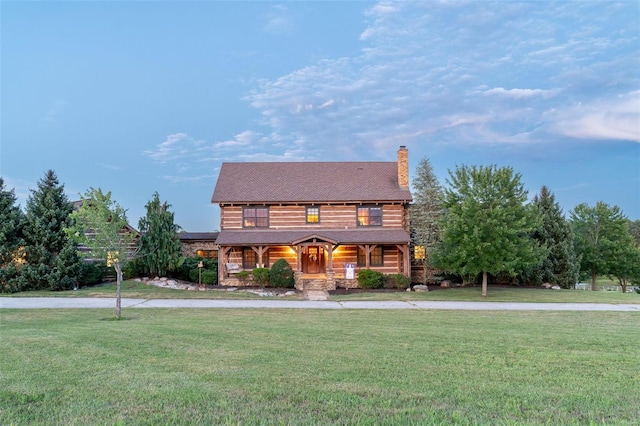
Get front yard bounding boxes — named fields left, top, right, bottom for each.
left=1, top=308, right=638, bottom=424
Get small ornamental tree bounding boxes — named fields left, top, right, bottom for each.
left=66, top=188, right=138, bottom=319
left=432, top=165, right=544, bottom=297
left=20, top=170, right=81, bottom=291
left=0, top=178, right=25, bottom=292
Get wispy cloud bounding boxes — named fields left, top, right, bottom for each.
left=43, top=100, right=68, bottom=124
left=230, top=1, right=639, bottom=161
left=551, top=91, right=640, bottom=142
left=263, top=4, right=294, bottom=35
left=150, top=1, right=639, bottom=178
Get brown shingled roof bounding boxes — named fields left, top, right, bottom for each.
left=211, top=162, right=412, bottom=204
left=215, top=228, right=410, bottom=246
left=178, top=232, right=219, bottom=241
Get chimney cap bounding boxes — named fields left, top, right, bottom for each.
left=399, top=145, right=407, bottom=149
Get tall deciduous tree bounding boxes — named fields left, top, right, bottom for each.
left=20, top=170, right=81, bottom=291
left=433, top=165, right=543, bottom=296
left=67, top=188, right=138, bottom=319
left=138, top=192, right=183, bottom=277
left=410, top=157, right=443, bottom=281
left=0, top=178, right=25, bottom=292
left=524, top=186, right=580, bottom=288
left=570, top=202, right=630, bottom=291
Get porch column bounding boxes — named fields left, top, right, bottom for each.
left=219, top=246, right=232, bottom=281
left=251, top=246, right=267, bottom=268
left=324, top=243, right=334, bottom=272
left=295, top=246, right=302, bottom=274
left=396, top=244, right=409, bottom=276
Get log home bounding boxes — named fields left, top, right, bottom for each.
left=211, top=146, right=413, bottom=290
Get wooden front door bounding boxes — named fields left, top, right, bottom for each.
left=304, top=246, right=324, bottom=274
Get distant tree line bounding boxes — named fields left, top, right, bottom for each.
left=411, top=159, right=640, bottom=295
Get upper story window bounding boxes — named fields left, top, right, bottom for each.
left=357, top=206, right=382, bottom=226
left=306, top=206, right=320, bottom=223
left=243, top=207, right=269, bottom=228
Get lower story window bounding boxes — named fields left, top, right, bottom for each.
left=242, top=248, right=269, bottom=269
left=196, top=250, right=218, bottom=259
left=357, top=246, right=383, bottom=267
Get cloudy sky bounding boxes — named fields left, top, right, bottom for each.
left=2, top=1, right=638, bottom=231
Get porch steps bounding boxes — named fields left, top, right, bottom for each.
left=304, top=290, right=330, bottom=301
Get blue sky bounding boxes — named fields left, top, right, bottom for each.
left=2, top=1, right=639, bottom=231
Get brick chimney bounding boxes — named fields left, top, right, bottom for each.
left=397, top=145, right=409, bottom=189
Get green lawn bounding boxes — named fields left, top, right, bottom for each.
left=331, top=286, right=640, bottom=303
left=2, top=280, right=305, bottom=300
left=1, top=309, right=638, bottom=425
left=4, top=279, right=640, bottom=304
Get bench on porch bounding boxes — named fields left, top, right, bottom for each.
left=225, top=263, right=242, bottom=274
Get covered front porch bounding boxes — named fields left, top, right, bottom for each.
left=216, top=229, right=411, bottom=290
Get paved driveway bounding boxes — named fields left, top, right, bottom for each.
left=1, top=297, right=639, bottom=311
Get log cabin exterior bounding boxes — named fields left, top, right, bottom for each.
left=178, top=232, right=219, bottom=259
left=211, top=146, right=413, bottom=290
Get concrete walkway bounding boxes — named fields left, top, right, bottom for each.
left=1, top=297, right=639, bottom=311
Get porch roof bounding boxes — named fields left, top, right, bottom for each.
left=215, top=228, right=410, bottom=246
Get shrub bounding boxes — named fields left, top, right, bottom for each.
left=123, top=259, right=146, bottom=280
left=236, top=270, right=249, bottom=285
left=201, top=270, right=217, bottom=285
left=357, top=269, right=384, bottom=289
left=252, top=267, right=270, bottom=287
left=385, top=273, right=410, bottom=290
left=269, top=258, right=295, bottom=288
left=79, top=262, right=107, bottom=285
left=175, top=257, right=217, bottom=283
left=188, top=267, right=218, bottom=286
left=0, top=264, right=22, bottom=293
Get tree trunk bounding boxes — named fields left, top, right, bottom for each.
left=115, top=264, right=122, bottom=319
left=591, top=273, right=597, bottom=292
left=621, top=278, right=627, bottom=294
left=482, top=271, right=488, bottom=297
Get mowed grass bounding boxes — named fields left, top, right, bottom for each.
left=1, top=309, right=638, bottom=425
left=4, top=279, right=640, bottom=304
left=330, top=286, right=640, bottom=303
left=2, top=280, right=305, bottom=300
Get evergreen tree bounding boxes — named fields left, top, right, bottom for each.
left=570, top=202, right=630, bottom=291
left=524, top=186, right=580, bottom=288
left=0, top=178, right=25, bottom=292
left=138, top=192, right=183, bottom=277
left=432, top=165, right=544, bottom=296
left=410, top=157, right=443, bottom=281
left=20, top=170, right=81, bottom=291
left=628, top=219, right=640, bottom=246
left=67, top=188, right=139, bottom=319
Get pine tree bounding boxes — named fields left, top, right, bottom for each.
left=20, top=170, right=81, bottom=291
left=524, top=186, right=580, bottom=288
left=0, top=178, right=25, bottom=292
left=138, top=192, right=183, bottom=277
left=410, top=157, right=443, bottom=282
left=411, top=158, right=443, bottom=250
